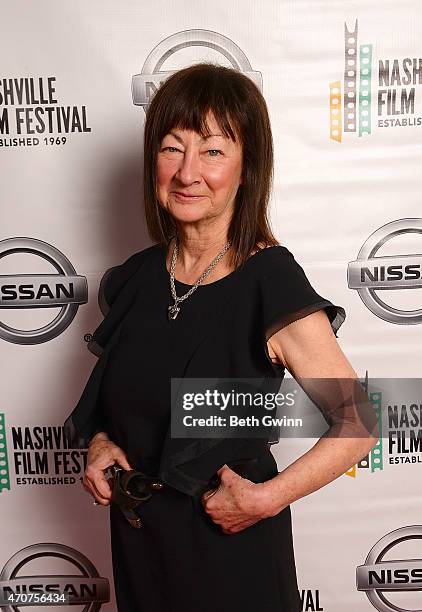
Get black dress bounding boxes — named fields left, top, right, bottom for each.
left=68, top=243, right=346, bottom=612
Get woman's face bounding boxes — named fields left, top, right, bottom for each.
left=156, top=112, right=243, bottom=226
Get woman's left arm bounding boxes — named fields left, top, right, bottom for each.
left=258, top=308, right=378, bottom=515
left=202, top=309, right=379, bottom=533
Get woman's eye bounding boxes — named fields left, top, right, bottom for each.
left=160, top=147, right=222, bottom=156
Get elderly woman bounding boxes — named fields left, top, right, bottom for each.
left=64, top=63, right=377, bottom=611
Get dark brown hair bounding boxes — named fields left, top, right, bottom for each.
left=143, top=62, right=279, bottom=269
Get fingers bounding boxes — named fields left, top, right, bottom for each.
left=85, top=475, right=111, bottom=504
left=84, top=459, right=114, bottom=505
left=114, top=451, right=132, bottom=471
left=82, top=473, right=110, bottom=506
left=220, top=516, right=259, bottom=534
left=94, top=471, right=112, bottom=500
left=201, top=488, right=219, bottom=505
left=83, top=437, right=133, bottom=505
left=201, top=471, right=261, bottom=534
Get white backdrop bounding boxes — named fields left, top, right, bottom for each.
left=1, top=1, right=421, bottom=610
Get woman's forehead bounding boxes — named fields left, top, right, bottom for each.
left=165, top=128, right=226, bottom=140
left=162, top=114, right=240, bottom=143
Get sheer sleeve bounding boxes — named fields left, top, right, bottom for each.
left=63, top=247, right=154, bottom=448
left=98, top=249, right=152, bottom=314
left=260, top=248, right=346, bottom=342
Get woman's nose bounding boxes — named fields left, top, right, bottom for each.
left=175, top=150, right=201, bottom=185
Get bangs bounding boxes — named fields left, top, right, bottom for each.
left=153, top=67, right=242, bottom=144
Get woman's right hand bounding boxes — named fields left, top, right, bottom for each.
left=83, top=432, right=132, bottom=506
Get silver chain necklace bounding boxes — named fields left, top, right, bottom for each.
left=167, top=236, right=232, bottom=320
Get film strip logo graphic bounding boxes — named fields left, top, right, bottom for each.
left=345, top=372, right=383, bottom=478
left=330, top=19, right=373, bottom=142
left=0, top=413, right=10, bottom=492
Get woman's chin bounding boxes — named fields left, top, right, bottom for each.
left=168, top=207, right=211, bottom=224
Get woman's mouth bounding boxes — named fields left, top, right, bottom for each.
left=173, top=192, right=205, bottom=202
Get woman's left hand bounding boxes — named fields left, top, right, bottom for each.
left=201, top=464, right=277, bottom=534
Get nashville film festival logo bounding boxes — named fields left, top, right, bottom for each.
left=0, top=543, right=109, bottom=610
left=0, top=237, right=88, bottom=345
left=329, top=19, right=422, bottom=142
left=131, top=29, right=262, bottom=111
left=344, top=377, right=422, bottom=479
left=352, top=388, right=422, bottom=474
left=0, top=412, right=87, bottom=492
left=0, top=76, right=91, bottom=148
left=345, top=372, right=384, bottom=479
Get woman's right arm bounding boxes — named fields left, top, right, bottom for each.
left=83, top=432, right=132, bottom=505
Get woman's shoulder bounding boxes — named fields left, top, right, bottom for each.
left=114, top=243, right=162, bottom=271
left=100, top=243, right=162, bottom=309
left=252, top=242, right=292, bottom=257
left=252, top=244, right=347, bottom=339
left=248, top=243, right=296, bottom=278
left=248, top=243, right=316, bottom=300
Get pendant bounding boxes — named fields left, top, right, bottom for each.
left=168, top=304, right=180, bottom=320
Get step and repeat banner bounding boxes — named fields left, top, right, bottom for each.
left=1, top=1, right=421, bottom=610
